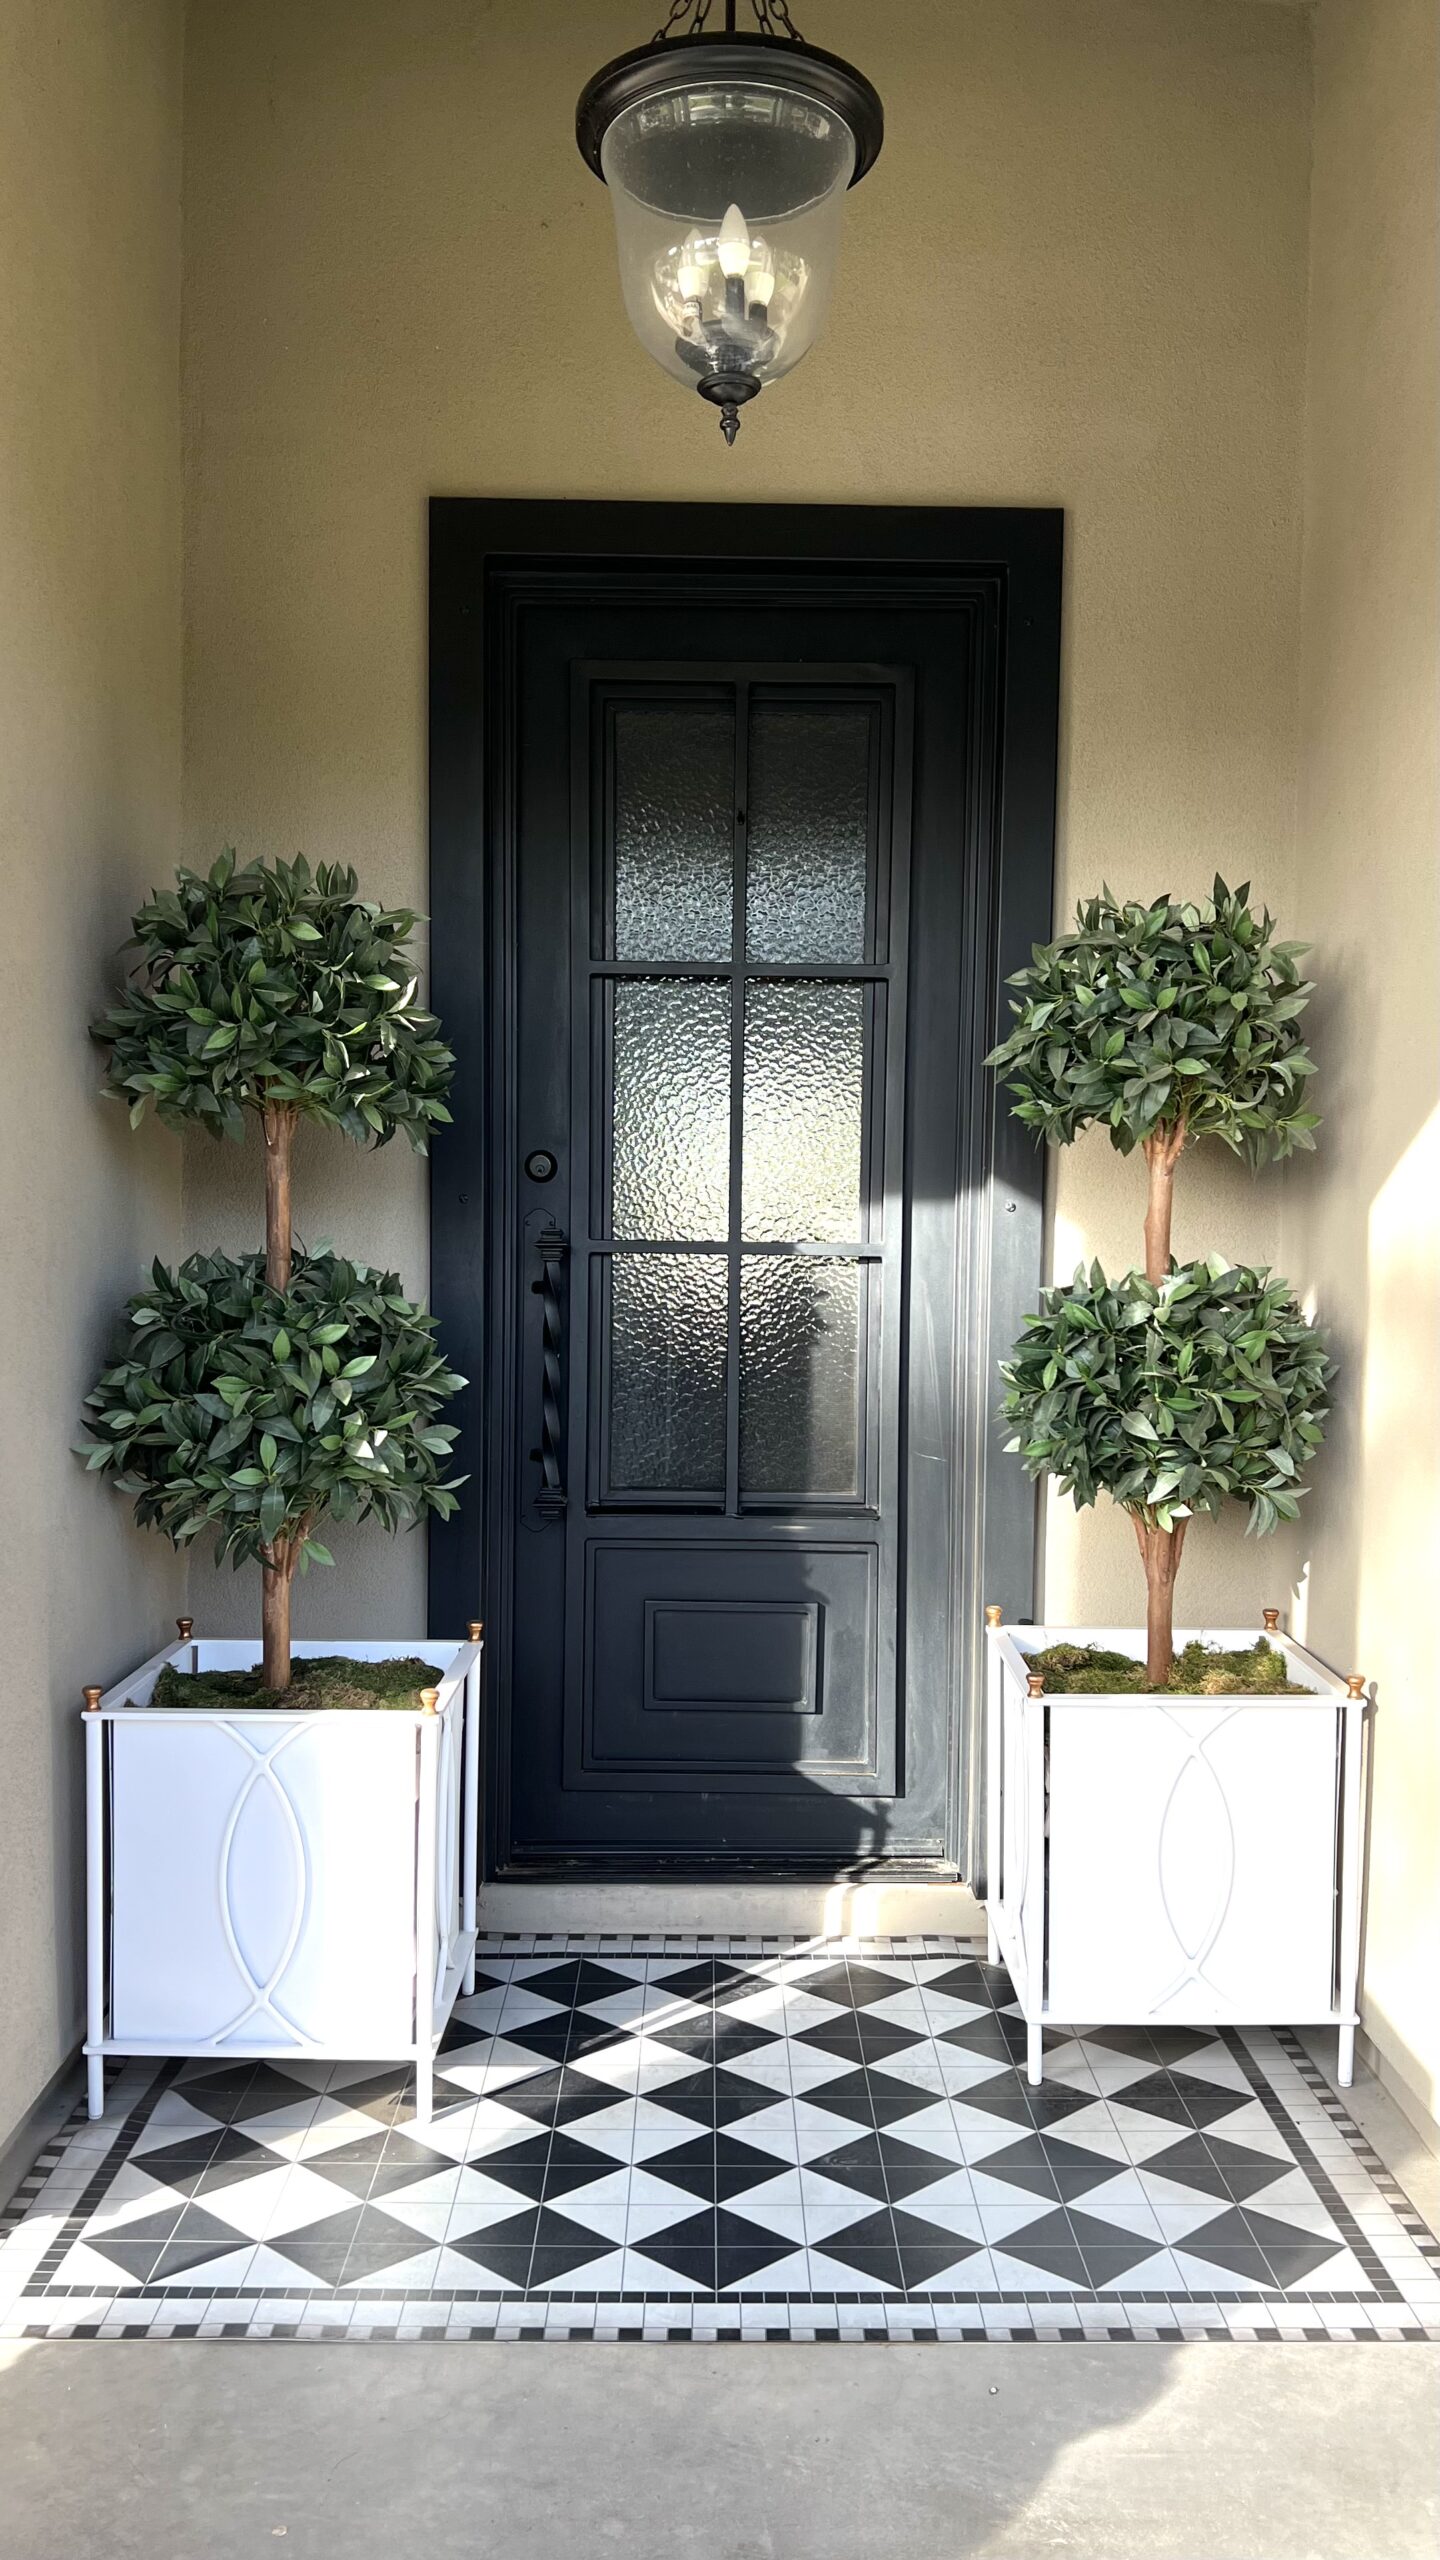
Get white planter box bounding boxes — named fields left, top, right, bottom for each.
left=84, top=1633, right=482, bottom=2128
left=984, top=1623, right=1368, bottom=2088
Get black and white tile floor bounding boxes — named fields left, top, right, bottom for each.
left=4, top=1939, right=1437, bottom=2342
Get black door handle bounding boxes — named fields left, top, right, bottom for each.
left=532, top=1222, right=568, bottom=1517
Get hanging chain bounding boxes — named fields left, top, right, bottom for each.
left=753, top=0, right=807, bottom=37
left=652, top=0, right=712, bottom=39
left=653, top=0, right=808, bottom=39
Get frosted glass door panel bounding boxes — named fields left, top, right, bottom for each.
left=746, top=704, right=872, bottom=962
left=740, top=1258, right=863, bottom=1499
left=741, top=981, right=866, bottom=1243
left=611, top=702, right=734, bottom=961
left=607, top=1253, right=728, bottom=1494
left=610, top=978, right=730, bottom=1241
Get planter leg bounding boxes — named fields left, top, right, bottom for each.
left=1026, top=2021, right=1043, bottom=2088
left=1337, top=2022, right=1355, bottom=2089
left=86, top=2055, right=104, bottom=2121
left=985, top=1909, right=999, bottom=1968
left=414, top=2047, right=433, bottom=2132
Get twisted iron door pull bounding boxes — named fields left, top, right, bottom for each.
left=533, top=1222, right=568, bottom=1517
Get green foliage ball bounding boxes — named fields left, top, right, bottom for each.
left=985, top=877, right=1318, bottom=1164
left=1001, top=1256, right=1332, bottom=1538
left=78, top=1248, right=465, bottom=1569
left=92, top=849, right=454, bottom=1148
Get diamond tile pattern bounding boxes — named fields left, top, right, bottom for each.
left=3, top=1940, right=1437, bottom=2341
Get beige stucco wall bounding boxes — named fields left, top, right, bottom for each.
left=0, top=0, right=185, bottom=2146
left=181, top=0, right=1312, bottom=1645
left=1288, top=0, right=1440, bottom=2126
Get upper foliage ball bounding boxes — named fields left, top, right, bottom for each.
left=77, top=1247, right=465, bottom=1570
left=1000, top=1256, right=1332, bottom=1538
left=985, top=878, right=1318, bottom=1163
left=92, top=850, right=455, bottom=1148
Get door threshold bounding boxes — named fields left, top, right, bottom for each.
left=475, top=1877, right=984, bottom=1938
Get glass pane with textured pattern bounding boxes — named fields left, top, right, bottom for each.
left=741, top=980, right=866, bottom=1241
left=746, top=704, right=871, bottom=962
left=740, top=1258, right=862, bottom=1497
left=612, top=702, right=734, bottom=961
left=609, top=1253, right=728, bottom=1493
left=611, top=978, right=731, bottom=1240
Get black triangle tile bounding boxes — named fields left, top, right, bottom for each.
left=1115, top=2078, right=1251, bottom=2128
left=87, top=2204, right=236, bottom=2282
left=977, top=2133, right=1123, bottom=2203
left=636, top=2132, right=784, bottom=2204
left=1084, top=2025, right=1221, bottom=2068
left=520, top=1959, right=638, bottom=2011
left=1144, top=2137, right=1285, bottom=2205
left=890, top=2209, right=985, bottom=2285
left=483, top=2069, right=620, bottom=2129
left=781, top=1963, right=857, bottom=2010
left=175, top=2063, right=311, bottom=2124
left=715, top=2209, right=804, bottom=2285
left=441, top=2208, right=542, bottom=2273
left=810, top=2208, right=904, bottom=2290
left=489, top=2130, right=621, bottom=2202
left=645, top=2067, right=778, bottom=2127
left=1024, top=2087, right=1107, bottom=2129
left=999, top=2211, right=1091, bottom=2282
left=135, top=2127, right=280, bottom=2196
left=876, top=2135, right=963, bottom=2204
left=938, top=2014, right=1060, bottom=2062
left=805, top=2069, right=934, bottom=2129
left=627, top=2209, right=719, bottom=2283
left=655, top=1958, right=760, bottom=2002
left=647, top=2013, right=779, bottom=2067
left=795, top=2015, right=922, bottom=2066
left=273, top=2206, right=429, bottom=2282
left=526, top=2207, right=624, bottom=2286
left=918, top=1962, right=1005, bottom=2004
left=805, top=2133, right=891, bottom=2201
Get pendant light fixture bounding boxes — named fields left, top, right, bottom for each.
left=576, top=0, right=884, bottom=445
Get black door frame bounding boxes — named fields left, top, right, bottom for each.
left=428, top=498, right=1062, bottom=1884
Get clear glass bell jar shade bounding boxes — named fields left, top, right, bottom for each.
left=600, top=79, right=856, bottom=395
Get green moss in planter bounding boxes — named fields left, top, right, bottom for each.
left=148, top=1655, right=440, bottom=1713
left=1024, top=1637, right=1308, bottom=1696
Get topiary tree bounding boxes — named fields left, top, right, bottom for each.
left=79, top=852, right=463, bottom=1689
left=987, top=880, right=1331, bottom=1685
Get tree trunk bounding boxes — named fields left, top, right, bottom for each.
left=1133, top=1513, right=1189, bottom=1687
left=1141, top=1120, right=1187, bottom=1287
left=262, top=1101, right=298, bottom=1290
left=261, top=1538, right=295, bottom=1692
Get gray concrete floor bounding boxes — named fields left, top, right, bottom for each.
left=1, top=2055, right=1435, bottom=2560
left=1, top=2335, right=1436, bottom=2559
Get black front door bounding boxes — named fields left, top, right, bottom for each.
left=429, top=503, right=1061, bottom=1876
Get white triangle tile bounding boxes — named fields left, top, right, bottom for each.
left=1152, top=2204, right=1242, bottom=2244
left=1252, top=2199, right=1346, bottom=2243
left=1188, top=2103, right=1296, bottom=2160
left=532, top=2247, right=629, bottom=2293
left=430, top=2243, right=523, bottom=2290
left=804, top=2248, right=898, bottom=2293
left=546, top=2200, right=629, bottom=2243
left=154, top=2245, right=260, bottom=2289
left=79, top=2181, right=185, bottom=2239
left=345, top=2248, right=441, bottom=2291
left=1090, top=2247, right=1181, bottom=2292
left=205, top=2165, right=345, bottom=2241
left=53, top=2239, right=150, bottom=2289
left=242, top=2241, right=330, bottom=2290
left=731, top=2201, right=807, bottom=2245
left=722, top=2248, right=812, bottom=2294
left=380, top=2201, right=451, bottom=2243
left=131, top=2098, right=226, bottom=2148
left=1169, top=2251, right=1270, bottom=2293
left=1097, top=2107, right=1209, bottom=2163
left=986, top=2251, right=1085, bottom=2293
left=620, top=2248, right=711, bottom=2293
left=906, top=2247, right=999, bottom=2295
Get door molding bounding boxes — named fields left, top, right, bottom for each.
left=428, top=499, right=1062, bottom=1883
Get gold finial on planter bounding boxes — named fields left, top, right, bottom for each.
left=467, top=1620, right=484, bottom=1643
left=1262, top=1607, right=1280, bottom=1633
left=420, top=1686, right=441, bottom=1715
left=985, top=1604, right=1003, bottom=1629
left=1026, top=1671, right=1045, bottom=1699
left=82, top=1685, right=104, bottom=1715
left=1346, top=1673, right=1367, bottom=1698
left=176, top=1617, right=194, bottom=1642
